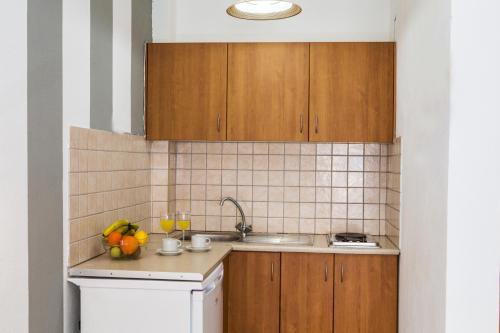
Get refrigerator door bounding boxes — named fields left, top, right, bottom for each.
left=191, top=264, right=224, bottom=333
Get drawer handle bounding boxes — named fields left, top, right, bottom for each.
left=315, top=114, right=319, bottom=134
left=271, top=262, right=274, bottom=282
left=217, top=113, right=221, bottom=132
left=341, top=264, right=344, bottom=283
left=324, top=263, right=328, bottom=282
left=300, top=114, right=304, bottom=134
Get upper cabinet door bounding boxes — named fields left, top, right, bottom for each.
left=334, top=254, right=398, bottom=333
left=310, top=43, right=395, bottom=142
left=146, top=43, right=227, bottom=141
left=227, top=43, right=309, bottom=141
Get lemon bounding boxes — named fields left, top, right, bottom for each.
left=134, top=230, right=148, bottom=245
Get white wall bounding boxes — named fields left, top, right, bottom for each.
left=63, top=0, right=135, bottom=134
left=0, top=1, right=29, bottom=332
left=396, top=0, right=500, bottom=331
left=112, top=0, right=132, bottom=133
left=446, top=0, right=500, bottom=331
left=64, top=0, right=91, bottom=129
left=63, top=1, right=91, bottom=331
left=394, top=0, right=451, bottom=331
left=153, top=0, right=396, bottom=42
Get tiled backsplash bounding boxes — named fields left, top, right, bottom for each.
left=69, top=127, right=403, bottom=266
left=68, top=127, right=153, bottom=266
left=385, top=138, right=401, bottom=246
left=168, top=142, right=391, bottom=236
left=150, top=141, right=177, bottom=233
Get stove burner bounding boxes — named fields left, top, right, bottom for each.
left=328, top=232, right=379, bottom=248
left=335, top=232, right=367, bottom=243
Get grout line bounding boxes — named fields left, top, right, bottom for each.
left=297, top=145, right=302, bottom=233
left=346, top=147, right=350, bottom=233
left=330, top=150, right=334, bottom=234
left=313, top=145, right=317, bottom=234
left=378, top=144, right=382, bottom=236
left=361, top=144, right=365, bottom=233
left=204, top=144, right=208, bottom=231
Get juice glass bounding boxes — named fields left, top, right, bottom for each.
left=176, top=212, right=191, bottom=244
left=160, top=213, right=175, bottom=238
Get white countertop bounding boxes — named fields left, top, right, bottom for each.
left=69, top=234, right=399, bottom=281
left=69, top=241, right=232, bottom=281
left=230, top=235, right=399, bottom=255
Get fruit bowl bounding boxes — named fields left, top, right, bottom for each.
left=101, top=239, right=144, bottom=260
left=101, top=220, right=149, bottom=260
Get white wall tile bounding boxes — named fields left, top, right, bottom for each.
left=162, top=139, right=396, bottom=237
left=222, top=142, right=236, bottom=154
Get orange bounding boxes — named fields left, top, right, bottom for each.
left=107, top=231, right=122, bottom=246
left=120, top=235, right=139, bottom=255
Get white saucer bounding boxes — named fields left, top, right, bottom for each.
left=156, top=248, right=183, bottom=256
left=185, top=245, right=211, bottom=252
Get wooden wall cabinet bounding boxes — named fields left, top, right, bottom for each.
left=227, top=43, right=310, bottom=141
left=310, top=42, right=395, bottom=143
left=146, top=43, right=227, bottom=141
left=280, top=253, right=334, bottom=333
left=226, top=251, right=280, bottom=333
left=146, top=42, right=395, bottom=143
left=334, top=254, right=398, bottom=333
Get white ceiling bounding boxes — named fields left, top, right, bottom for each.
left=153, top=0, right=396, bottom=42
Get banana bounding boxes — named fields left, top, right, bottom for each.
left=102, top=219, right=129, bottom=237
left=129, top=224, right=139, bottom=231
left=115, top=225, right=130, bottom=235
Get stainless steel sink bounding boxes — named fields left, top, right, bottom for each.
left=178, top=231, right=313, bottom=246
left=181, top=231, right=241, bottom=242
left=241, top=234, right=314, bottom=246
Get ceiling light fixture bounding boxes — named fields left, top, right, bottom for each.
left=227, top=0, right=302, bottom=20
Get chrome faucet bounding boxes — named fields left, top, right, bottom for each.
left=219, top=197, right=252, bottom=238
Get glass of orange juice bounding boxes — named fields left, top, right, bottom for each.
left=160, top=213, right=175, bottom=238
left=176, top=211, right=191, bottom=244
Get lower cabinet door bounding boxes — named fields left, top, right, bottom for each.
left=334, top=254, right=398, bottom=333
left=227, top=251, right=280, bottom=333
left=280, top=253, right=334, bottom=333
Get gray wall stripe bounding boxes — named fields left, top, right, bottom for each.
left=90, top=0, right=113, bottom=131
left=131, top=0, right=152, bottom=135
left=27, top=0, right=63, bottom=331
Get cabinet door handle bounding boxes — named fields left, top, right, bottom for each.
left=271, top=262, right=274, bottom=282
left=340, top=264, right=344, bottom=283
left=315, top=114, right=319, bottom=134
left=324, top=263, right=328, bottom=282
left=217, top=113, right=221, bottom=132
left=300, top=114, right=303, bottom=134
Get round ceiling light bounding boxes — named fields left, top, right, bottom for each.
left=227, top=1, right=302, bottom=20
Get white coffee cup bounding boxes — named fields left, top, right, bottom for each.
left=191, top=235, right=211, bottom=249
left=162, top=238, right=182, bottom=252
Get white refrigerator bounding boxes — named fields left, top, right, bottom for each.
left=69, top=263, right=223, bottom=333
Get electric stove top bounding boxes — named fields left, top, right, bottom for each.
left=327, top=232, right=380, bottom=248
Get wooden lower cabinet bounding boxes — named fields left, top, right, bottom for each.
left=226, top=251, right=280, bottom=333
left=280, top=253, right=334, bottom=333
left=225, top=252, right=397, bottom=333
left=334, top=254, right=398, bottom=333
